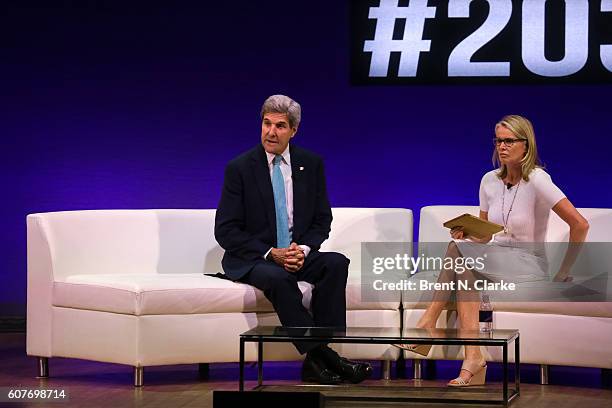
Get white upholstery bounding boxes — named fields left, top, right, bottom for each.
left=404, top=206, right=612, bottom=369
left=403, top=309, right=612, bottom=367
left=49, top=308, right=401, bottom=366
left=27, top=208, right=412, bottom=368
left=31, top=205, right=611, bottom=374
left=53, top=274, right=397, bottom=315
left=53, top=274, right=310, bottom=315
left=37, top=210, right=223, bottom=280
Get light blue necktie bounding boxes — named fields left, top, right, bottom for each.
left=272, top=155, right=291, bottom=248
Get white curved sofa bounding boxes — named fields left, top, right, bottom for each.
left=26, top=208, right=412, bottom=386
left=403, top=205, right=612, bottom=382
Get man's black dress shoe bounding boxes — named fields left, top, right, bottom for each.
left=301, top=354, right=342, bottom=385
left=321, top=347, right=373, bottom=384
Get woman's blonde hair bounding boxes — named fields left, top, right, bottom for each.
left=493, top=115, right=543, bottom=182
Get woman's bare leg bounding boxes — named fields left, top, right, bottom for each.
left=416, top=241, right=462, bottom=328
left=455, top=266, right=484, bottom=382
left=414, top=241, right=486, bottom=382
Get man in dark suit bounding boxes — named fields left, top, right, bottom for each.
left=214, top=95, right=372, bottom=384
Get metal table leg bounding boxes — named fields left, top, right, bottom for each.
left=503, top=343, right=508, bottom=406
left=515, top=335, right=520, bottom=396
left=239, top=338, right=245, bottom=391
left=257, top=340, right=263, bottom=387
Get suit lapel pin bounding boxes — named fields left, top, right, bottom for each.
left=299, top=166, right=304, bottom=171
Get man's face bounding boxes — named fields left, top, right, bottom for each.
left=261, top=112, right=296, bottom=155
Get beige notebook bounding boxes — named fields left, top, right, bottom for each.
left=443, top=213, right=503, bottom=239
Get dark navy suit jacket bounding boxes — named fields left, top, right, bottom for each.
left=214, top=144, right=333, bottom=280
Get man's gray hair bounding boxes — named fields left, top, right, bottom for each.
left=260, top=95, right=301, bottom=129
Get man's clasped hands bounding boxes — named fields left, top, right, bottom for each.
left=269, top=243, right=305, bottom=273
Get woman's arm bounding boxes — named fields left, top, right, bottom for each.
left=551, top=198, right=590, bottom=281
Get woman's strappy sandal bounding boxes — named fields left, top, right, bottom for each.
left=447, top=357, right=487, bottom=387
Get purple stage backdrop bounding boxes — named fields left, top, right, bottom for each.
left=2, top=1, right=611, bottom=314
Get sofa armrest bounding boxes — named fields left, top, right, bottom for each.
left=26, top=215, right=54, bottom=357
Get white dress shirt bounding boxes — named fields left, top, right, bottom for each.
left=264, top=145, right=311, bottom=259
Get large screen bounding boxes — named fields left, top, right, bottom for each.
left=351, top=0, right=612, bottom=84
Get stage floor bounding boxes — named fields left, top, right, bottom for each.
left=1, top=333, right=610, bottom=407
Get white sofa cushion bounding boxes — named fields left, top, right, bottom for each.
left=39, top=208, right=412, bottom=283
left=54, top=274, right=307, bottom=315
left=403, top=300, right=612, bottom=318
left=41, top=208, right=411, bottom=315
left=38, top=210, right=223, bottom=281
left=54, top=273, right=398, bottom=316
